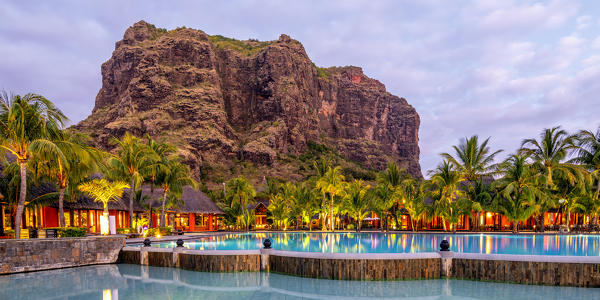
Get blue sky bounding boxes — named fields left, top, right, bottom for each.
left=1, top=0, right=599, bottom=174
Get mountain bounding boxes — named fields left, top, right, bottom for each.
left=75, top=21, right=422, bottom=187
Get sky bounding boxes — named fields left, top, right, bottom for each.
left=1, top=0, right=599, bottom=175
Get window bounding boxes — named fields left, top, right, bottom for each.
left=74, top=210, right=80, bottom=227
left=63, top=211, right=71, bottom=227
left=81, top=211, right=88, bottom=227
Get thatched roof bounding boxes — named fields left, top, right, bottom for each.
left=37, top=184, right=145, bottom=212
left=140, top=185, right=224, bottom=214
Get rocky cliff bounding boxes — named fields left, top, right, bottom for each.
left=76, top=21, right=421, bottom=185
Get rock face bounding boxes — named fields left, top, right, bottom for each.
left=76, top=21, right=422, bottom=182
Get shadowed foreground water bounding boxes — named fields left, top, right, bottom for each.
left=0, top=264, right=598, bottom=300
left=142, top=232, right=600, bottom=256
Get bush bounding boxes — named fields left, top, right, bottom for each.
left=117, top=228, right=134, bottom=234
left=144, top=227, right=172, bottom=237
left=45, top=227, right=87, bottom=237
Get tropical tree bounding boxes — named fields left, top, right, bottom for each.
left=520, top=126, right=579, bottom=231
left=494, top=154, right=540, bottom=233
left=377, top=162, right=407, bottom=229
left=292, top=183, right=318, bottom=230
left=0, top=92, right=67, bottom=239
left=156, top=156, right=196, bottom=227
left=144, top=136, right=175, bottom=228
left=268, top=193, right=289, bottom=230
left=465, top=178, right=493, bottom=230
left=107, top=132, right=159, bottom=229
left=441, top=135, right=502, bottom=230
left=78, top=179, right=130, bottom=235
left=313, top=157, right=330, bottom=230
left=428, top=161, right=463, bottom=231
left=573, top=127, right=600, bottom=218
left=343, top=180, right=370, bottom=232
left=32, top=132, right=102, bottom=227
left=399, top=178, right=427, bottom=231
left=225, top=176, right=256, bottom=231
left=371, top=182, right=395, bottom=231
left=315, top=166, right=345, bottom=231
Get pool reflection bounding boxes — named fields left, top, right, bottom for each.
left=0, top=264, right=598, bottom=300
left=147, top=232, right=600, bottom=256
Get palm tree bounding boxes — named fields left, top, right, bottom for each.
left=144, top=136, right=175, bottom=228
left=520, top=126, right=579, bottom=231
left=343, top=180, right=370, bottom=232
left=107, top=132, right=159, bottom=229
left=313, top=157, right=330, bottom=230
left=226, top=176, right=256, bottom=231
left=442, top=135, right=502, bottom=231
left=573, top=127, right=600, bottom=200
left=268, top=193, right=289, bottom=230
left=465, top=179, right=493, bottom=230
left=78, top=179, right=130, bottom=235
left=399, top=178, right=427, bottom=231
left=371, top=182, right=395, bottom=231
left=32, top=132, right=102, bottom=227
left=315, top=166, right=345, bottom=231
left=428, top=161, right=463, bottom=231
left=377, top=162, right=407, bottom=229
left=292, top=183, right=318, bottom=230
left=0, top=92, right=67, bottom=239
left=494, top=154, right=540, bottom=233
left=156, top=156, right=196, bottom=227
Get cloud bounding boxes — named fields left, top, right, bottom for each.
left=0, top=0, right=598, bottom=174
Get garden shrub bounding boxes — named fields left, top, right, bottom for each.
left=144, top=227, right=172, bottom=237
left=45, top=227, right=87, bottom=237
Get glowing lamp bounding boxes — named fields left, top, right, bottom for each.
left=486, top=212, right=492, bottom=218
left=100, top=212, right=110, bottom=235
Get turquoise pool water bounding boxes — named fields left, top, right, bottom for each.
left=0, top=264, right=597, bottom=299
left=141, top=232, right=600, bottom=256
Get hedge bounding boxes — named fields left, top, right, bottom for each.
left=144, top=227, right=172, bottom=237
left=45, top=227, right=87, bottom=237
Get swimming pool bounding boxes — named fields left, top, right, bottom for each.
left=1, top=264, right=597, bottom=299
left=139, top=232, right=600, bottom=256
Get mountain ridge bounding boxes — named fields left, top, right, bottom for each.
left=75, top=20, right=422, bottom=187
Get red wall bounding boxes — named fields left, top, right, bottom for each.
left=44, top=207, right=58, bottom=228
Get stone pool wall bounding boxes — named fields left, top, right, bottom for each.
left=451, top=253, right=600, bottom=287
left=119, top=247, right=261, bottom=272
left=0, top=236, right=125, bottom=274
left=268, top=251, right=440, bottom=280
left=118, top=247, right=600, bottom=287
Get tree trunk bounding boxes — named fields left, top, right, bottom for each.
left=475, top=211, right=480, bottom=231
left=392, top=208, right=400, bottom=230
left=160, top=191, right=167, bottom=227
left=58, top=187, right=66, bottom=227
left=329, top=194, right=334, bottom=232
left=129, top=179, right=135, bottom=229
left=356, top=213, right=360, bottom=232
left=540, top=213, right=546, bottom=232
left=14, top=162, right=27, bottom=240
left=512, top=221, right=518, bottom=234
left=320, top=194, right=326, bottom=231
left=566, top=209, right=571, bottom=232
left=242, top=198, right=248, bottom=232
left=149, top=184, right=155, bottom=228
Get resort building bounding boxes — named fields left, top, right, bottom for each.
left=142, top=185, right=224, bottom=232
left=0, top=185, right=223, bottom=236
